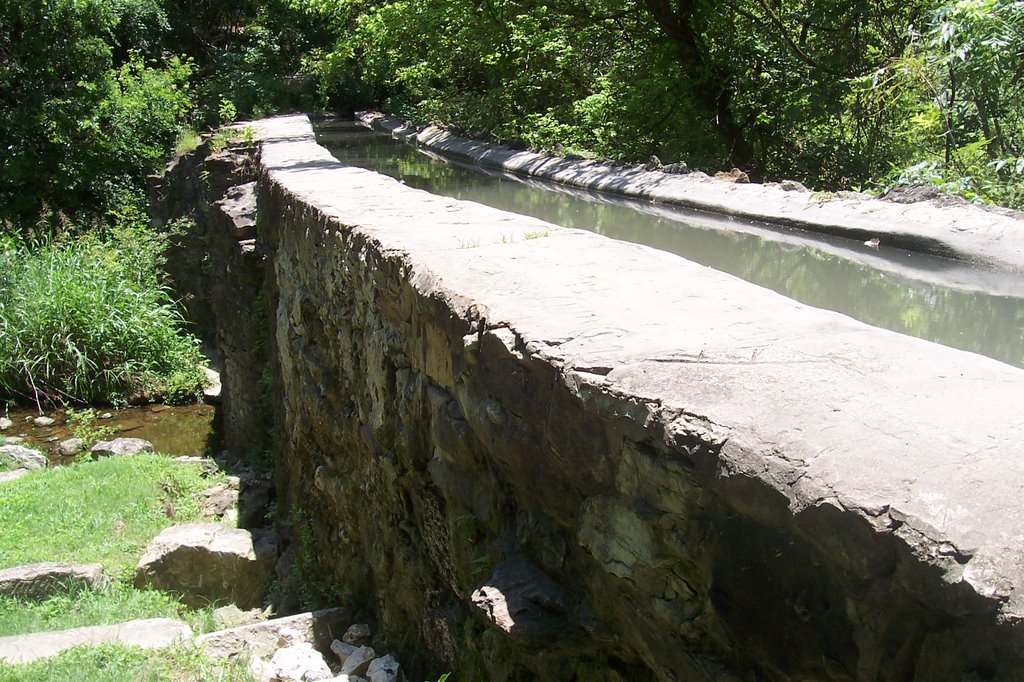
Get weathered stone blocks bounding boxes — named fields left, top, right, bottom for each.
left=178, top=114, right=1024, bottom=681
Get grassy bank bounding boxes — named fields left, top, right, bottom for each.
left=0, top=643, right=252, bottom=682
left=0, top=454, right=253, bottom=680
left=0, top=454, right=218, bottom=573
left=0, top=225, right=205, bottom=407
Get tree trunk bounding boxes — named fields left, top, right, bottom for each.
left=642, top=0, right=758, bottom=173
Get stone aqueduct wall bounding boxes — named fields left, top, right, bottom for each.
left=158, top=115, right=1024, bottom=681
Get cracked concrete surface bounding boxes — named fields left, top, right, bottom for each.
left=256, top=114, right=1024, bottom=680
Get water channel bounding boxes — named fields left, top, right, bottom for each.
left=316, top=121, right=1024, bottom=370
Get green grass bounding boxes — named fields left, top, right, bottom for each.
left=0, top=226, right=205, bottom=405
left=0, top=454, right=224, bottom=574
left=0, top=456, right=240, bottom=679
left=0, top=643, right=254, bottom=682
left=0, top=584, right=217, bottom=638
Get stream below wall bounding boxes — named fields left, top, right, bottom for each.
left=1, top=404, right=219, bottom=465
left=316, top=120, right=1024, bottom=370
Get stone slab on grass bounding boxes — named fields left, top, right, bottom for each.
left=0, top=562, right=110, bottom=600
left=196, top=607, right=350, bottom=660
left=0, top=469, right=29, bottom=484
left=0, top=618, right=192, bottom=665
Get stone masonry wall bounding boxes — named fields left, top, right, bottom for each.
left=149, top=137, right=271, bottom=460
left=251, top=115, right=1024, bottom=681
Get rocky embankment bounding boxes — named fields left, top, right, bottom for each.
left=149, top=114, right=1024, bottom=680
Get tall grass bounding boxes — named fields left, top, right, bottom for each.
left=0, top=224, right=204, bottom=405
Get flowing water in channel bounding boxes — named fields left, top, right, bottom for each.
left=316, top=121, right=1024, bottom=370
left=2, top=403, right=219, bottom=465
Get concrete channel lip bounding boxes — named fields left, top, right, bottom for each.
left=359, top=109, right=1024, bottom=276
left=256, top=113, right=1024, bottom=619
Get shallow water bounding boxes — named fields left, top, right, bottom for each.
left=317, top=121, right=1024, bottom=369
left=2, top=403, right=219, bottom=464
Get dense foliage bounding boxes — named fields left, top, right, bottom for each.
left=0, top=0, right=1020, bottom=402
left=0, top=227, right=205, bottom=405
left=4, top=0, right=1021, bottom=217
left=305, top=0, right=1024, bottom=207
left=0, top=0, right=194, bottom=232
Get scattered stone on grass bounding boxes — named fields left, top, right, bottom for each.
left=90, top=437, right=155, bottom=458
left=0, top=618, right=192, bottom=664
left=196, top=608, right=351, bottom=660
left=0, top=562, right=110, bottom=600
left=213, top=604, right=265, bottom=630
left=134, top=523, right=274, bottom=609
left=0, top=444, right=47, bottom=470
left=0, top=469, right=29, bottom=484
left=199, top=483, right=239, bottom=519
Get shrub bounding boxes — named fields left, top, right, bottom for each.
left=0, top=224, right=204, bottom=406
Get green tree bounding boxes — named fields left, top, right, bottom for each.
left=0, top=0, right=191, bottom=232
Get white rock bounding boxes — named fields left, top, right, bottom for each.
left=330, top=638, right=358, bottom=663
left=339, top=646, right=375, bottom=676
left=367, top=655, right=400, bottom=682
left=32, top=416, right=55, bottom=427
left=278, top=626, right=302, bottom=647
left=196, top=608, right=350, bottom=661
left=0, top=417, right=12, bottom=431
left=57, top=437, right=85, bottom=457
left=268, top=642, right=333, bottom=681
left=0, top=469, right=28, bottom=484
left=0, top=562, right=109, bottom=600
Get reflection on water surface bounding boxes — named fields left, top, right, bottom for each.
left=316, top=121, right=1024, bottom=370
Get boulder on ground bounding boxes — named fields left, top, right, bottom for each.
left=0, top=444, right=47, bottom=470
left=0, top=618, right=191, bottom=665
left=91, top=438, right=154, bottom=458
left=57, top=437, right=85, bottom=457
left=199, top=482, right=239, bottom=519
left=0, top=562, right=109, bottom=600
left=32, top=416, right=55, bottom=427
left=196, top=607, right=351, bottom=660
left=0, top=417, right=12, bottom=431
left=133, top=523, right=273, bottom=608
